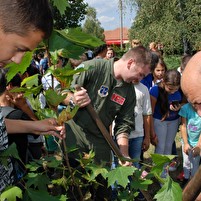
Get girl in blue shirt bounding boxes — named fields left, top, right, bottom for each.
left=150, top=70, right=182, bottom=155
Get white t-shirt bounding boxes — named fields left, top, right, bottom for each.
left=129, top=83, right=152, bottom=138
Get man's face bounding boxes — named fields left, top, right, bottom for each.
left=181, top=72, right=201, bottom=116
left=124, top=59, right=150, bottom=83
left=0, top=29, right=44, bottom=67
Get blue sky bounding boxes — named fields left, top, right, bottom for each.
left=83, top=0, right=136, bottom=31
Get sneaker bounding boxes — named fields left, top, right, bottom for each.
left=168, top=160, right=180, bottom=172
left=177, top=170, right=185, bottom=181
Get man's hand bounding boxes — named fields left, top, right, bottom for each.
left=118, top=156, right=132, bottom=166
left=74, top=87, right=91, bottom=107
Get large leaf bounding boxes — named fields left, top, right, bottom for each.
left=56, top=28, right=104, bottom=49
left=51, top=0, right=70, bottom=15
left=0, top=186, right=22, bottom=201
left=154, top=176, right=182, bottom=201
left=130, top=169, right=153, bottom=190
left=48, top=30, right=85, bottom=59
left=150, top=154, right=176, bottom=175
left=5, top=52, right=33, bottom=82
left=26, top=189, right=64, bottom=201
left=21, top=74, right=39, bottom=88
left=35, top=108, right=58, bottom=120
left=26, top=161, right=42, bottom=172
left=50, top=63, right=93, bottom=88
left=107, top=166, right=136, bottom=188
left=45, top=89, right=66, bottom=107
left=10, top=85, right=42, bottom=97
left=0, top=143, right=21, bottom=166
left=82, top=163, right=108, bottom=182
left=26, top=173, right=50, bottom=191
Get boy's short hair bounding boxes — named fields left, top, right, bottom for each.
left=0, top=0, right=53, bottom=39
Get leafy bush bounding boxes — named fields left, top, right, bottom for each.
left=163, top=55, right=181, bottom=70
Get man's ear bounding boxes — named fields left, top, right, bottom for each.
left=127, top=58, right=135, bottom=69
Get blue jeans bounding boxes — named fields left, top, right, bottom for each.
left=129, top=137, right=143, bottom=169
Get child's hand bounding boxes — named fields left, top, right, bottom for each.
left=183, top=143, right=191, bottom=155
left=170, top=103, right=181, bottom=111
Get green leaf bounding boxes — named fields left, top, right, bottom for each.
left=26, top=189, right=63, bottom=201
left=45, top=89, right=66, bottom=107
left=50, top=64, right=93, bottom=88
left=48, top=30, right=85, bottom=59
left=26, top=173, right=50, bottom=191
left=52, top=176, right=68, bottom=191
left=5, top=52, right=33, bottom=82
left=10, top=85, right=42, bottom=97
left=56, top=28, right=104, bottom=49
left=46, top=158, right=62, bottom=168
left=0, top=186, right=22, bottom=201
left=83, top=164, right=108, bottom=182
left=0, top=143, right=21, bottom=166
left=59, top=194, right=68, bottom=201
left=130, top=169, right=153, bottom=190
left=26, top=161, right=42, bottom=172
left=107, top=166, right=136, bottom=188
left=51, top=0, right=70, bottom=15
left=35, top=108, right=58, bottom=120
left=150, top=154, right=176, bottom=175
left=154, top=176, right=182, bottom=201
left=48, top=28, right=104, bottom=60
left=21, top=74, right=39, bottom=88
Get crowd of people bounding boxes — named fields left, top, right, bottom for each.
left=1, top=0, right=201, bottom=200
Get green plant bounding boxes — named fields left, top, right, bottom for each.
left=0, top=143, right=182, bottom=201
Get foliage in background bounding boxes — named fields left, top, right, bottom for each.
left=128, top=0, right=201, bottom=55
left=82, top=6, right=105, bottom=41
left=163, top=55, right=181, bottom=70
left=52, top=0, right=88, bottom=29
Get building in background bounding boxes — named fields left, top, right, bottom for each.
left=104, top=27, right=129, bottom=47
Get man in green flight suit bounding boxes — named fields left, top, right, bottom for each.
left=64, top=46, right=152, bottom=164
left=63, top=46, right=152, bottom=200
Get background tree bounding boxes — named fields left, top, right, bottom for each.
left=127, top=0, right=201, bottom=55
left=82, top=7, right=105, bottom=41
left=53, top=0, right=88, bottom=29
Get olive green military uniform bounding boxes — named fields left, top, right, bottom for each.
left=66, top=58, right=135, bottom=164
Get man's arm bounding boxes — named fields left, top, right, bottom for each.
left=5, top=118, right=65, bottom=139
left=116, top=133, right=131, bottom=166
